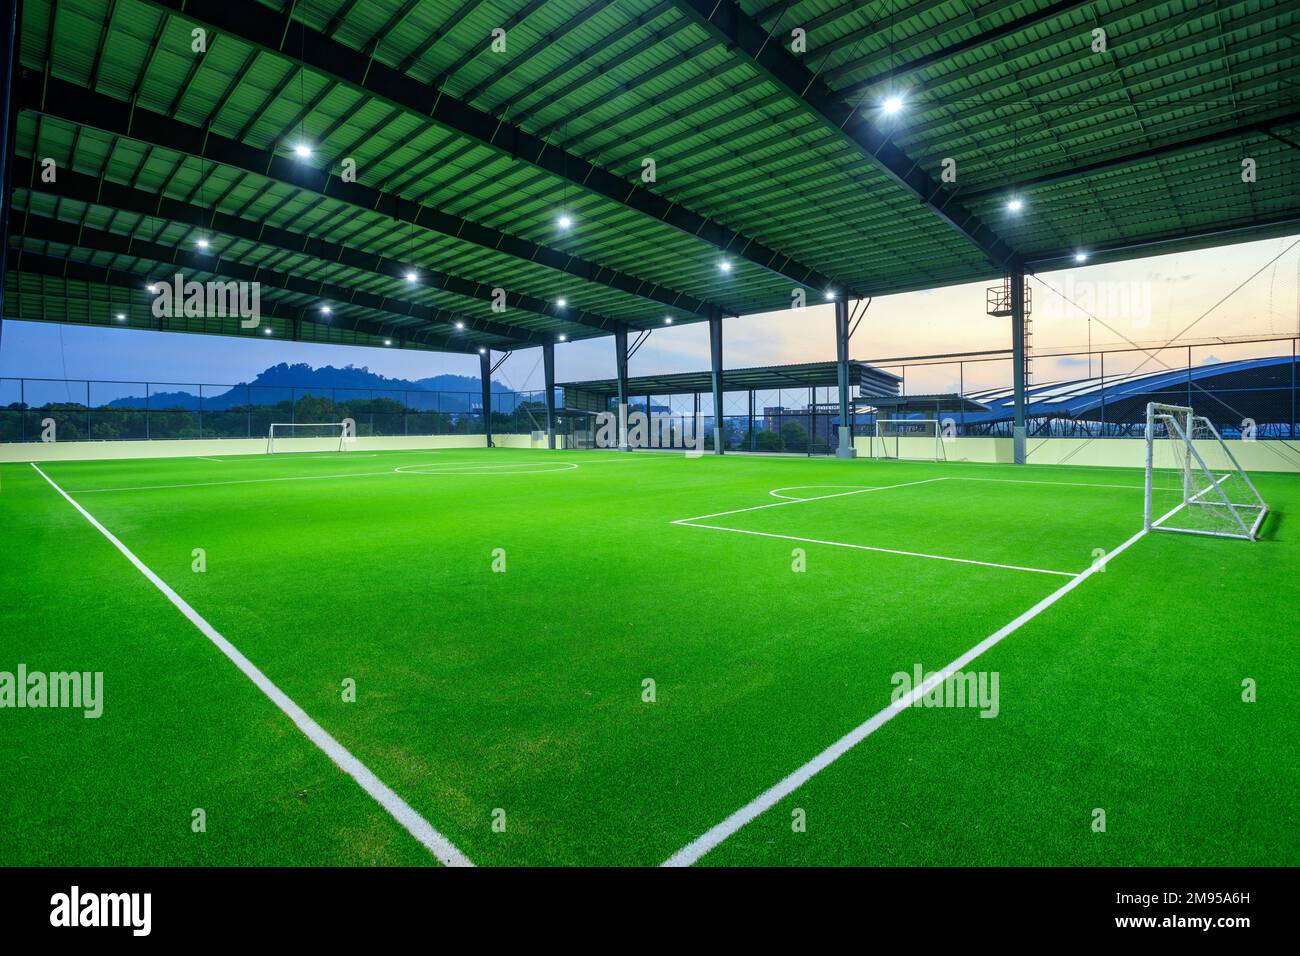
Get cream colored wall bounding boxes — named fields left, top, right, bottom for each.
left=6, top=432, right=1288, bottom=469
left=0, top=434, right=489, bottom=463
left=852, top=436, right=1300, bottom=472
left=491, top=434, right=565, bottom=450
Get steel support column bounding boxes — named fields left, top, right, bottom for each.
left=0, top=0, right=20, bottom=352
left=480, top=350, right=494, bottom=448
left=543, top=343, right=556, bottom=450
left=709, top=316, right=724, bottom=455
left=614, top=327, right=630, bottom=451
left=1011, top=268, right=1027, bottom=464
left=834, top=298, right=856, bottom=458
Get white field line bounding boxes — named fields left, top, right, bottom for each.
left=769, top=485, right=874, bottom=500
left=675, top=477, right=953, bottom=523
left=68, top=452, right=686, bottom=493
left=1188, top=473, right=1232, bottom=504
left=29, top=464, right=472, bottom=867
left=678, top=522, right=1077, bottom=577
left=950, top=476, right=1145, bottom=491
left=661, top=521, right=1154, bottom=867
left=72, top=469, right=401, bottom=494
left=395, top=462, right=579, bottom=476
left=196, top=456, right=225, bottom=463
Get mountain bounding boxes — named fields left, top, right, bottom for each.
left=107, top=363, right=512, bottom=410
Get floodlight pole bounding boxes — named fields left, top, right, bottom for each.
left=1010, top=266, right=1027, bottom=465
left=543, top=342, right=556, bottom=450
left=709, top=316, right=724, bottom=454
left=480, top=350, right=494, bottom=447
left=614, top=327, right=630, bottom=451
left=834, top=298, right=856, bottom=458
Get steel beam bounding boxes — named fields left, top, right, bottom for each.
left=1026, top=212, right=1300, bottom=268
left=12, top=157, right=599, bottom=344
left=139, top=0, right=849, bottom=299
left=709, top=315, right=723, bottom=455
left=16, top=211, right=538, bottom=349
left=16, top=72, right=714, bottom=328
left=1010, top=268, right=1027, bottom=465
left=0, top=0, right=19, bottom=352
left=6, top=249, right=464, bottom=348
left=833, top=298, right=855, bottom=458
left=669, top=0, right=1020, bottom=271
left=960, top=109, right=1300, bottom=204
left=836, top=0, right=1094, bottom=100
left=615, top=326, right=630, bottom=451
left=480, top=350, right=493, bottom=447
left=543, top=342, right=556, bottom=450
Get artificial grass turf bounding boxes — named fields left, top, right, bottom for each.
left=0, top=462, right=436, bottom=866
left=1, top=448, right=1295, bottom=866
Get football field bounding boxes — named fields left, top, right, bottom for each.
left=1, top=448, right=1295, bottom=867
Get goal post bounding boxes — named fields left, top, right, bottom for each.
left=266, top=422, right=350, bottom=454
left=871, top=418, right=946, bottom=461
left=1144, top=402, right=1267, bottom=540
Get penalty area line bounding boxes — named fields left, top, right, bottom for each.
left=29, top=463, right=472, bottom=868
left=662, top=521, right=1151, bottom=867
left=675, top=477, right=952, bottom=523
left=674, top=521, right=1077, bottom=577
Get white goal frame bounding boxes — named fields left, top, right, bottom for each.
left=1143, top=402, right=1268, bottom=541
left=871, top=419, right=946, bottom=461
left=266, top=422, right=349, bottom=454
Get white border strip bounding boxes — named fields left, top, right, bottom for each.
left=661, top=521, right=1154, bottom=867
left=30, top=463, right=472, bottom=868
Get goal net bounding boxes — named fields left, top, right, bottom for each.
left=871, top=419, right=946, bottom=461
left=1144, top=403, right=1267, bottom=540
left=266, top=422, right=350, bottom=454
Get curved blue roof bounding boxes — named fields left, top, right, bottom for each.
left=961, top=354, right=1297, bottom=425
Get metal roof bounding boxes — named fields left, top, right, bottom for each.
left=4, top=0, right=1298, bottom=353
left=866, top=393, right=991, bottom=413
left=561, top=360, right=901, bottom=397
